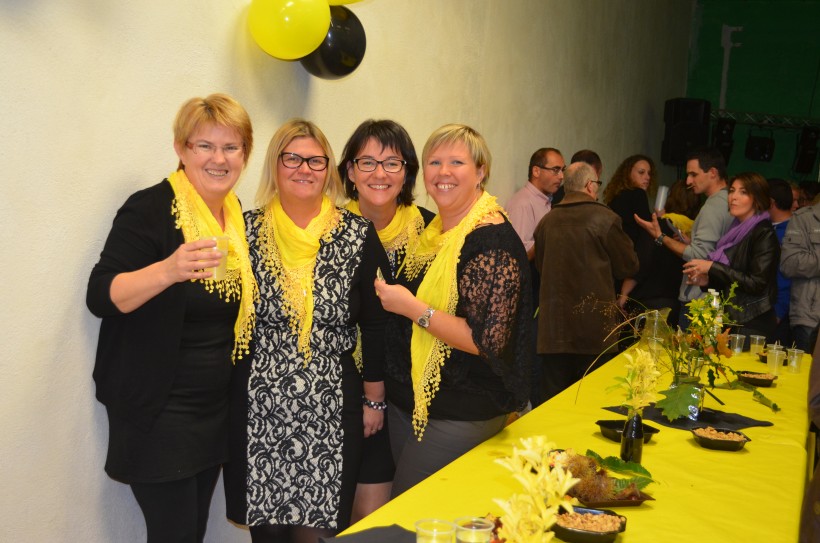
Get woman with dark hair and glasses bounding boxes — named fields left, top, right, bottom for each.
left=337, top=119, right=435, bottom=521
left=224, top=119, right=390, bottom=542
left=684, top=172, right=780, bottom=341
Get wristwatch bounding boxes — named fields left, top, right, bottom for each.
left=654, top=233, right=666, bottom=246
left=417, top=308, right=436, bottom=328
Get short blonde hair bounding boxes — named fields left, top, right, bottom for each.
left=255, top=119, right=342, bottom=207
left=173, top=93, right=253, bottom=170
left=421, top=124, right=492, bottom=188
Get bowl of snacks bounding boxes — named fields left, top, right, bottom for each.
left=691, top=426, right=751, bottom=451
left=736, top=371, right=777, bottom=387
left=552, top=506, right=626, bottom=543
left=596, top=419, right=659, bottom=444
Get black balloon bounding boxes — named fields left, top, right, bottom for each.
left=300, top=6, right=366, bottom=80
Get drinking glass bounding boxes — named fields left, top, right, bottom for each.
left=728, top=334, right=746, bottom=353
left=416, top=519, right=455, bottom=543
left=787, top=348, right=805, bottom=373
left=454, top=517, right=494, bottom=543
left=206, top=236, right=229, bottom=280
left=768, top=349, right=785, bottom=376
left=749, top=335, right=765, bottom=355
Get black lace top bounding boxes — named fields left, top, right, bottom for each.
left=384, top=219, right=532, bottom=420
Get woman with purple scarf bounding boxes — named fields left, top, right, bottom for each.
left=683, top=172, right=780, bottom=341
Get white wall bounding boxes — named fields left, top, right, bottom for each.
left=0, top=0, right=692, bottom=541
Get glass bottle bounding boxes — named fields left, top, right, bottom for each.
left=620, top=412, right=644, bottom=463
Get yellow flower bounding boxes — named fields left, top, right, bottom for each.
left=495, top=436, right=581, bottom=541
left=610, top=348, right=660, bottom=414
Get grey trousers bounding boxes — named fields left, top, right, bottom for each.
left=388, top=403, right=506, bottom=498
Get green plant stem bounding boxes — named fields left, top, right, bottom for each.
left=702, top=387, right=725, bottom=406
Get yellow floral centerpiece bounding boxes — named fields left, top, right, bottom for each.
left=652, top=285, right=780, bottom=420
left=494, top=436, right=580, bottom=543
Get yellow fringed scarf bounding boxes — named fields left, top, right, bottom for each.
left=345, top=201, right=427, bottom=372
left=259, top=195, right=340, bottom=363
left=345, top=201, right=425, bottom=257
left=167, top=170, right=258, bottom=361
left=404, top=191, right=505, bottom=439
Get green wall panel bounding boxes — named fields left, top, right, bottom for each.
left=687, top=0, right=820, bottom=181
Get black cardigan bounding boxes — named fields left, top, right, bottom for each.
left=707, top=219, right=780, bottom=324
left=87, top=181, right=188, bottom=432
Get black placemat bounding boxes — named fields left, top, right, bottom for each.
left=603, top=405, right=773, bottom=431
left=320, top=525, right=415, bottom=543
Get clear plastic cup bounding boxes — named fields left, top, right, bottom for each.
left=416, top=519, right=455, bottom=543
left=749, top=335, right=766, bottom=355
left=206, top=236, right=229, bottom=280
left=454, top=517, right=494, bottom=543
left=728, top=334, right=746, bottom=353
left=654, top=185, right=669, bottom=212
left=768, top=349, right=785, bottom=376
left=787, top=348, right=805, bottom=373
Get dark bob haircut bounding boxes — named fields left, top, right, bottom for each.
left=338, top=119, right=419, bottom=206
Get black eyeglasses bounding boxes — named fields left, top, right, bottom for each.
left=588, top=179, right=602, bottom=187
left=537, top=164, right=566, bottom=175
left=279, top=152, right=329, bottom=171
left=353, top=158, right=407, bottom=173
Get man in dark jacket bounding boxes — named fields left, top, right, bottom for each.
left=533, top=162, right=639, bottom=401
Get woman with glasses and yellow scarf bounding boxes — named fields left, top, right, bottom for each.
left=337, top=119, right=436, bottom=522
left=87, top=93, right=257, bottom=542
left=374, top=124, right=531, bottom=498
left=224, top=119, right=390, bottom=543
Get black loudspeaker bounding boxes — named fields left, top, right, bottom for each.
left=794, top=127, right=819, bottom=173
left=712, top=118, right=736, bottom=164
left=661, top=98, right=711, bottom=166
left=745, top=129, right=775, bottom=162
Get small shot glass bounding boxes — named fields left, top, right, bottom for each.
left=416, top=519, right=455, bottom=543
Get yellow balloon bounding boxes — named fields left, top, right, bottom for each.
left=249, top=0, right=331, bottom=60
left=328, top=0, right=365, bottom=4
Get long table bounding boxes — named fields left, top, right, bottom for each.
left=344, top=350, right=811, bottom=542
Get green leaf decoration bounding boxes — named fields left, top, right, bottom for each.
left=724, top=379, right=780, bottom=412
left=655, top=384, right=699, bottom=421
left=706, top=367, right=716, bottom=387
left=585, top=450, right=655, bottom=490
left=752, top=388, right=781, bottom=412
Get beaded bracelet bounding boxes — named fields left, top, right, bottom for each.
left=362, top=395, right=387, bottom=411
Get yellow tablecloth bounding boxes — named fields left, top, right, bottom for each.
left=345, top=351, right=810, bottom=542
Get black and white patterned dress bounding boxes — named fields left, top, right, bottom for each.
left=224, top=207, right=388, bottom=531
